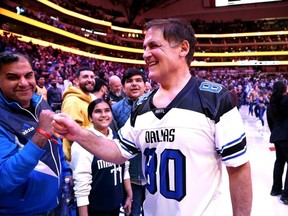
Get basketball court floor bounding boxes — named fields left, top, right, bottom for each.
left=221, top=105, right=288, bottom=216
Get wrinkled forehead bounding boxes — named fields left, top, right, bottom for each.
left=144, top=28, right=164, bottom=42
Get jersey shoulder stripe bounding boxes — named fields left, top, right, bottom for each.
left=130, top=77, right=236, bottom=126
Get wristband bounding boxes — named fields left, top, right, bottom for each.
left=36, top=128, right=59, bottom=145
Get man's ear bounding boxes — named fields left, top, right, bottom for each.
left=99, top=86, right=105, bottom=95
left=180, top=40, right=190, bottom=57
left=73, top=77, right=79, bottom=86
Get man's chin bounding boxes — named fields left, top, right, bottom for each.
left=16, top=94, right=33, bottom=106
left=18, top=100, right=31, bottom=108
left=84, top=88, right=94, bottom=93
left=115, top=92, right=122, bottom=97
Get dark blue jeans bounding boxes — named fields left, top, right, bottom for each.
left=130, top=184, right=146, bottom=216
left=258, top=106, right=266, bottom=126
left=272, top=141, right=288, bottom=198
left=248, top=102, right=254, bottom=116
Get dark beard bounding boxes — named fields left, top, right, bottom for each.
left=80, top=83, right=93, bottom=93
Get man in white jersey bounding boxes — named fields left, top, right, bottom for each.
left=52, top=18, right=252, bottom=216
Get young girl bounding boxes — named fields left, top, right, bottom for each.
left=71, top=98, right=132, bottom=216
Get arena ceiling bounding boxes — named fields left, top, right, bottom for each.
left=86, top=0, right=288, bottom=26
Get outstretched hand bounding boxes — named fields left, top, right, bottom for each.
left=52, top=113, right=82, bottom=141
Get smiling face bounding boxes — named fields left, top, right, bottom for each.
left=123, top=74, right=145, bottom=100
left=0, top=56, right=36, bottom=108
left=143, top=28, right=182, bottom=83
left=76, top=70, right=95, bottom=94
left=89, top=101, right=112, bottom=136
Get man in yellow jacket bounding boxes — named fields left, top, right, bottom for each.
left=61, top=67, right=95, bottom=162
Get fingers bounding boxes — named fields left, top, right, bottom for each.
left=40, top=109, right=55, bottom=117
left=124, top=206, right=131, bottom=216
left=123, top=200, right=132, bottom=215
left=40, top=109, right=54, bottom=118
left=38, top=110, right=56, bottom=132
left=52, top=114, right=69, bottom=138
left=51, top=130, right=64, bottom=139
left=54, top=113, right=70, bottom=120
left=53, top=114, right=70, bottom=127
left=52, top=120, right=68, bottom=132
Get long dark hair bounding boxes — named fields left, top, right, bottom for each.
left=270, top=81, right=287, bottom=105
left=269, top=80, right=287, bottom=123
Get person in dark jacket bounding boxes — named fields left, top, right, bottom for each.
left=267, top=80, right=288, bottom=205
left=228, top=83, right=240, bottom=109
left=0, top=51, right=71, bottom=215
left=47, top=77, right=63, bottom=112
left=112, top=68, right=147, bottom=216
left=108, top=75, right=125, bottom=104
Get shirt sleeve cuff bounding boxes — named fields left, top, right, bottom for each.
left=76, top=196, right=89, bottom=207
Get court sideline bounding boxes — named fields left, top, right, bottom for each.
left=221, top=105, right=288, bottom=216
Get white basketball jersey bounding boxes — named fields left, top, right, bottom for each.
left=117, top=77, right=248, bottom=216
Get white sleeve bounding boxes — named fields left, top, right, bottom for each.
left=215, top=107, right=249, bottom=167
left=123, top=160, right=130, bottom=180
left=71, top=142, right=94, bottom=207
left=117, top=120, right=140, bottom=159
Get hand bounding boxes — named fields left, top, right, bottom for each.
left=52, top=113, right=82, bottom=141
left=38, top=110, right=55, bottom=134
left=123, top=197, right=132, bottom=215
left=31, top=110, right=56, bottom=148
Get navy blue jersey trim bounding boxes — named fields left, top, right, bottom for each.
left=221, top=138, right=247, bottom=158
left=118, top=130, right=140, bottom=155
left=218, top=133, right=246, bottom=152
left=222, top=147, right=247, bottom=162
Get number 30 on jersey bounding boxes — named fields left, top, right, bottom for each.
left=144, top=148, right=186, bottom=201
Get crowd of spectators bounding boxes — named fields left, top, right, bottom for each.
left=1, top=0, right=287, bottom=69
left=1, top=0, right=288, bottom=89
left=2, top=0, right=288, bottom=53
left=1, top=30, right=287, bottom=100
left=1, top=28, right=288, bottom=137
left=25, top=0, right=288, bottom=33
left=0, top=32, right=149, bottom=87
left=49, top=0, right=126, bottom=27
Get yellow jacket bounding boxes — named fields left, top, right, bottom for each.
left=61, top=86, right=93, bottom=162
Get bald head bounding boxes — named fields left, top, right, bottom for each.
left=109, top=75, right=122, bottom=96
left=109, top=75, right=121, bottom=85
